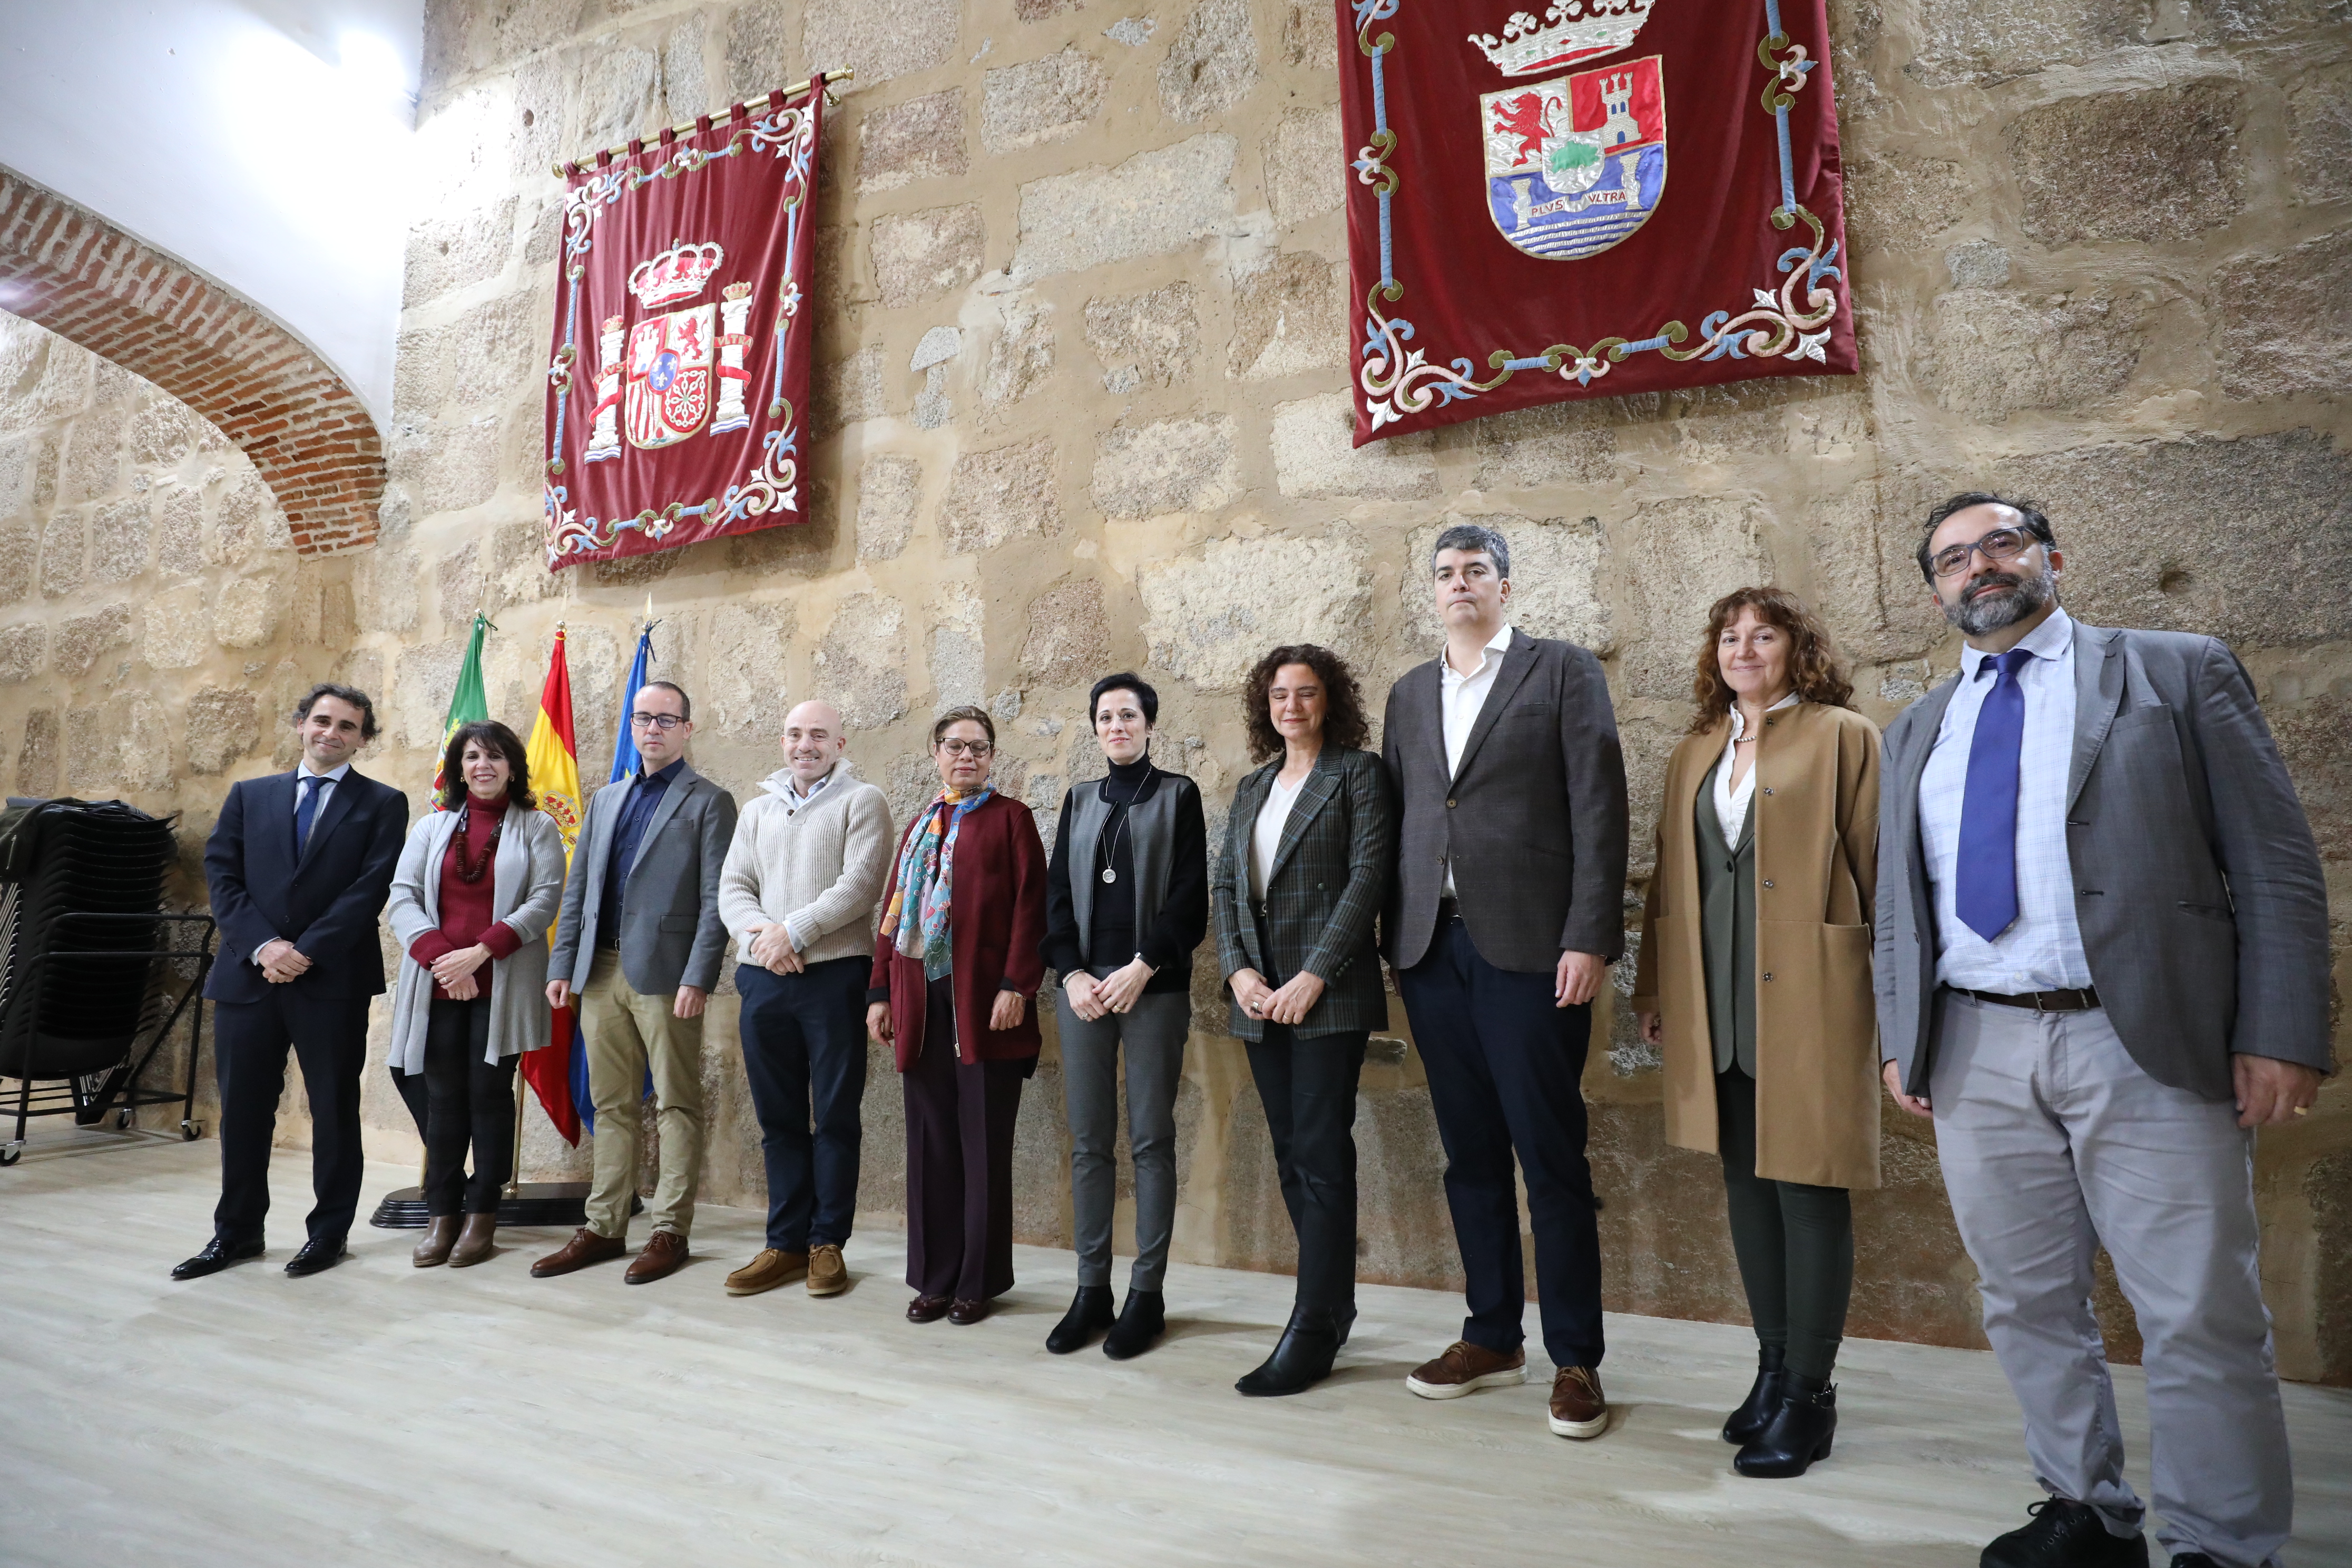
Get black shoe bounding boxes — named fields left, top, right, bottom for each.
left=1235, top=1306, right=1342, bottom=1397
left=1722, top=1342, right=1788, bottom=1445
left=1046, top=1285, right=1116, bottom=1354
left=1732, top=1375, right=1836, bottom=1478
left=1103, top=1288, right=1166, bottom=1360
left=1982, top=1499, right=2149, bottom=1568
left=1335, top=1300, right=1358, bottom=1347
left=284, top=1236, right=348, bottom=1277
left=2169, top=1557, right=2220, bottom=1567
left=171, top=1236, right=263, bottom=1280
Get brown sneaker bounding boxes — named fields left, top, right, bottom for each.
left=724, top=1248, right=807, bottom=1297
left=807, top=1242, right=849, bottom=1297
left=1405, top=1340, right=1528, bottom=1400
left=624, top=1229, right=689, bottom=1285
left=1548, top=1365, right=1609, bottom=1438
left=530, top=1227, right=627, bottom=1278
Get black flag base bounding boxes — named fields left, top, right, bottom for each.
left=367, top=1182, right=643, bottom=1230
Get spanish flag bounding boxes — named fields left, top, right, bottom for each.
left=518, top=628, right=585, bottom=1145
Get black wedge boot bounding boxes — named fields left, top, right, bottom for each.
left=1235, top=1305, right=1343, bottom=1397
left=1103, top=1288, right=1166, bottom=1360
left=1722, top=1342, right=1787, bottom=1445
left=1046, top=1285, right=1116, bottom=1354
left=1733, top=1374, right=1837, bottom=1478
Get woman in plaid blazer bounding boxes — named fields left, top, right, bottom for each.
left=1211, top=643, right=1396, bottom=1398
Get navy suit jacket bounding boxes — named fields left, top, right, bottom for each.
left=202, top=767, right=410, bottom=1005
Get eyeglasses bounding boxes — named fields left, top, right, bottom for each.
left=1930, top=526, right=2042, bottom=579
left=630, top=712, right=685, bottom=731
left=937, top=738, right=993, bottom=758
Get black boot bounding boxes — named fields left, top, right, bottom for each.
left=1103, top=1288, right=1166, bottom=1360
left=1335, top=1300, right=1358, bottom=1347
left=1722, top=1342, right=1788, bottom=1444
left=1235, top=1306, right=1342, bottom=1397
left=1733, top=1374, right=1837, bottom=1478
left=1046, top=1285, right=1116, bottom=1354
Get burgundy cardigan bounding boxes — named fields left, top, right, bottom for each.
left=869, top=793, right=1048, bottom=1070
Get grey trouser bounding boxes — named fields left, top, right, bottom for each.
left=1055, top=972, right=1188, bottom=1292
left=1930, top=992, right=2291, bottom=1568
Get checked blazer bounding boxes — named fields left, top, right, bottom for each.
left=1210, top=746, right=1396, bottom=1042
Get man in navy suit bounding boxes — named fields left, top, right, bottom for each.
left=173, top=684, right=409, bottom=1280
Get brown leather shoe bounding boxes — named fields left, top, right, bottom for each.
left=807, top=1242, right=849, bottom=1297
left=530, top=1227, right=628, bottom=1278
left=1549, top=1365, right=1609, bottom=1438
left=447, top=1213, right=497, bottom=1268
left=624, top=1229, right=689, bottom=1285
left=1405, top=1339, right=1528, bottom=1399
left=948, top=1296, right=991, bottom=1326
left=907, top=1292, right=950, bottom=1323
left=724, top=1248, right=806, bottom=1297
left=411, top=1216, right=459, bottom=1268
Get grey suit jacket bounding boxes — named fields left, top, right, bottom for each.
left=550, top=761, right=739, bottom=996
left=1381, top=630, right=1629, bottom=973
left=1875, top=619, right=2331, bottom=1101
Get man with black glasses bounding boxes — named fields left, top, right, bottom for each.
left=533, top=680, right=738, bottom=1286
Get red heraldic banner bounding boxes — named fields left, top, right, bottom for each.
left=542, top=87, right=824, bottom=567
left=1338, top=0, right=1856, bottom=444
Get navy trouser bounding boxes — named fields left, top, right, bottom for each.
left=211, top=988, right=373, bottom=1246
left=1394, top=914, right=1606, bottom=1370
left=736, top=956, right=870, bottom=1253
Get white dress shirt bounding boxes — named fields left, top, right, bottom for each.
left=1438, top=621, right=1514, bottom=896
left=255, top=760, right=352, bottom=963
left=1249, top=772, right=1306, bottom=905
left=1917, top=606, right=2092, bottom=993
left=1711, top=692, right=1799, bottom=844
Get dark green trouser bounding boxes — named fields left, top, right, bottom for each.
left=1717, top=1069, right=1853, bottom=1382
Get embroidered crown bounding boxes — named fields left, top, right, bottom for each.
left=1467, top=0, right=1657, bottom=77
left=627, top=241, right=727, bottom=309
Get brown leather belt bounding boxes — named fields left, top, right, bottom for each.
left=1964, top=986, right=2100, bottom=1013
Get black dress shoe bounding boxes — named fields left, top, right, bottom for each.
left=1236, top=1306, right=1342, bottom=1397
left=1722, top=1342, right=1787, bottom=1445
left=1982, top=1498, right=2149, bottom=1568
left=171, top=1237, right=262, bottom=1280
left=2170, top=1557, right=2220, bottom=1567
left=284, top=1236, right=348, bottom=1277
left=1046, top=1285, right=1116, bottom=1354
left=1103, top=1288, right=1165, bottom=1360
left=1732, top=1376, right=1836, bottom=1478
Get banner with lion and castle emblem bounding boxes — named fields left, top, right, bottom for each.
left=541, top=86, right=824, bottom=568
left=1340, top=0, right=1857, bottom=444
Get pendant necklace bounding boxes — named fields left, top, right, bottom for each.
left=1100, top=760, right=1155, bottom=884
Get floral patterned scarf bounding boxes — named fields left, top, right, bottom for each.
left=885, top=785, right=994, bottom=974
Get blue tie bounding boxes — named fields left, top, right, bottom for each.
left=1955, top=648, right=2034, bottom=943
left=295, top=774, right=328, bottom=856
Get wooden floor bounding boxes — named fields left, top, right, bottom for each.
left=3, top=1130, right=2347, bottom=1567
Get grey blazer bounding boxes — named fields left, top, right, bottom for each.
left=385, top=806, right=567, bottom=1071
left=549, top=761, right=739, bottom=996
left=1381, top=630, right=1629, bottom=972
left=1875, top=619, right=2331, bottom=1101
left=1210, top=747, right=1395, bottom=1041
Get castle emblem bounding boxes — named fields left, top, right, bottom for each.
left=624, top=304, right=716, bottom=449
left=1479, top=56, right=1667, bottom=260
left=626, top=241, right=726, bottom=310
left=1467, top=0, right=1659, bottom=77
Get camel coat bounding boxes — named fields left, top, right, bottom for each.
left=1629, top=701, right=1883, bottom=1189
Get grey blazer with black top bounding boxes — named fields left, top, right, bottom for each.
left=548, top=760, right=739, bottom=997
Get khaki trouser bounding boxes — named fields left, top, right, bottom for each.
left=580, top=948, right=705, bottom=1240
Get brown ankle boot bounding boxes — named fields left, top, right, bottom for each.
left=447, top=1212, right=497, bottom=1268
left=412, top=1216, right=459, bottom=1268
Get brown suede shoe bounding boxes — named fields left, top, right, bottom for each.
left=624, top=1229, right=689, bottom=1285
left=725, top=1248, right=807, bottom=1297
left=807, top=1243, right=848, bottom=1297
left=530, top=1228, right=628, bottom=1279
left=1549, top=1365, right=1609, bottom=1439
left=1405, top=1339, right=1528, bottom=1400
left=411, top=1216, right=459, bottom=1268
left=447, top=1213, right=497, bottom=1269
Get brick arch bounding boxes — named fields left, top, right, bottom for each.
left=0, top=168, right=383, bottom=555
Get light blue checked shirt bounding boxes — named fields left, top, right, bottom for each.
left=1917, top=606, right=2093, bottom=993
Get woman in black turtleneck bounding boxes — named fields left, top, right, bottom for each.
left=1038, top=672, right=1209, bottom=1360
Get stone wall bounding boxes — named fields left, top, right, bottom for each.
left=3, top=0, right=2348, bottom=1381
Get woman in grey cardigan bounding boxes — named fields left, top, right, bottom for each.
left=386, top=721, right=567, bottom=1270
left=1211, top=644, right=1395, bottom=1397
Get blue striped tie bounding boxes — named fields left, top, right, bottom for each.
left=295, top=775, right=328, bottom=856
left=1955, top=648, right=2034, bottom=942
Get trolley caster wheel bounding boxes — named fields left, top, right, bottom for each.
left=180, top=1120, right=201, bottom=1142
left=0, top=1142, right=21, bottom=1166
left=116, top=1108, right=133, bottom=1130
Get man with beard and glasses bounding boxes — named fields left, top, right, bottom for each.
left=1876, top=494, right=2328, bottom=1568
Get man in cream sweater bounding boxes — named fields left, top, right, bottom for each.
left=716, top=700, right=895, bottom=1298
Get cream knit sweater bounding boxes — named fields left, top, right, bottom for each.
left=716, top=760, right=895, bottom=967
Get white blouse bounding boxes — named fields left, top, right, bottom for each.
left=1249, top=772, right=1307, bottom=903
left=1712, top=692, right=1799, bottom=845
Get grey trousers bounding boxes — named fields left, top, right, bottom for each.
left=1930, top=992, right=2292, bottom=1568
left=1055, top=972, right=1189, bottom=1292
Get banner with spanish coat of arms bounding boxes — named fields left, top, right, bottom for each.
left=1339, top=0, right=1857, bottom=444
left=541, top=86, right=824, bottom=568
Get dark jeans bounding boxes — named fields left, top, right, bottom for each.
left=1395, top=913, right=1606, bottom=1370
left=737, top=957, right=869, bottom=1252
left=1717, top=1068, right=1853, bottom=1381
left=211, top=989, right=372, bottom=1246
left=1243, top=1024, right=1367, bottom=1314
left=903, top=976, right=1025, bottom=1301
left=422, top=998, right=518, bottom=1217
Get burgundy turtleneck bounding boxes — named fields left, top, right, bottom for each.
left=406, top=795, right=523, bottom=1000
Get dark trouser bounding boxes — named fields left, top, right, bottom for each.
left=211, top=988, right=373, bottom=1246
left=420, top=998, right=518, bottom=1217
left=903, top=976, right=1025, bottom=1301
left=1243, top=1024, right=1367, bottom=1314
left=1395, top=914, right=1606, bottom=1370
left=737, top=956, right=870, bottom=1253
left=1715, top=1067, right=1853, bottom=1383
left=1058, top=972, right=1189, bottom=1291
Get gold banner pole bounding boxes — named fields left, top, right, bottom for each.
left=554, top=67, right=852, bottom=177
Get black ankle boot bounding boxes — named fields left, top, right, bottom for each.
left=1334, top=1300, right=1357, bottom=1347
left=1733, top=1374, right=1837, bottom=1478
left=1103, top=1288, right=1167, bottom=1360
left=1722, top=1342, right=1788, bottom=1444
left=1235, top=1306, right=1342, bottom=1397
left=1046, top=1285, right=1116, bottom=1354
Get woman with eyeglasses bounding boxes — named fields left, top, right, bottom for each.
left=868, top=705, right=1049, bottom=1327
